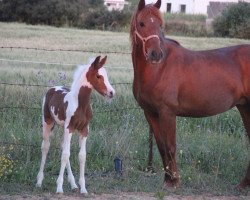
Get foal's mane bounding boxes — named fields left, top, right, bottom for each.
left=130, top=4, right=180, bottom=49
left=70, top=63, right=91, bottom=93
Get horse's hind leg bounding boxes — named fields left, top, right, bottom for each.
left=236, top=104, right=250, bottom=189
left=36, top=121, right=54, bottom=187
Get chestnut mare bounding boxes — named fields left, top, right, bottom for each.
left=131, top=0, right=250, bottom=189
left=36, top=56, right=115, bottom=194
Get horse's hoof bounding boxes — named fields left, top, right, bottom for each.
left=236, top=183, right=250, bottom=191
left=164, top=179, right=180, bottom=188
left=146, top=166, right=155, bottom=173
left=236, top=178, right=250, bottom=190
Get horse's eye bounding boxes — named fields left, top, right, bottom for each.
left=139, top=22, right=145, bottom=27
left=97, top=75, right=101, bottom=79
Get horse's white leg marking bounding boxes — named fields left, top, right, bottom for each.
left=79, top=136, right=88, bottom=194
left=66, top=160, right=78, bottom=190
left=56, top=128, right=72, bottom=193
left=36, top=121, right=53, bottom=187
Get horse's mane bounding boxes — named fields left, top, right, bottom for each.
left=130, top=4, right=180, bottom=48
left=164, top=37, right=180, bottom=46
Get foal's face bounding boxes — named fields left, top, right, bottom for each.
left=136, top=0, right=164, bottom=63
left=86, top=56, right=115, bottom=98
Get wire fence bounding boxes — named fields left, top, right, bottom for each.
left=0, top=81, right=137, bottom=112
left=0, top=46, right=133, bottom=69
left=0, top=46, right=131, bottom=55
left=0, top=45, right=135, bottom=112
left=1, top=48, right=142, bottom=151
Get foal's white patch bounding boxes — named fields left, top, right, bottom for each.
left=53, top=86, right=68, bottom=93
left=150, top=17, right=154, bottom=23
left=50, top=106, right=65, bottom=126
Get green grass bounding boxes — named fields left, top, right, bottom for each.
left=0, top=22, right=250, bottom=196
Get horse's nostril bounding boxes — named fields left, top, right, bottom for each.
left=151, top=51, right=157, bottom=60
left=160, top=51, right=163, bottom=59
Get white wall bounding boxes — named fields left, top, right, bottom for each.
left=145, top=0, right=244, bottom=14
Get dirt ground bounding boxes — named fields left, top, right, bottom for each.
left=1, top=192, right=249, bottom=200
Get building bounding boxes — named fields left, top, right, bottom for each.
left=104, top=0, right=129, bottom=11
left=145, top=0, right=250, bottom=15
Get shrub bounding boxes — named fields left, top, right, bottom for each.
left=164, top=13, right=208, bottom=37
left=212, top=2, right=250, bottom=39
left=82, top=9, right=131, bottom=31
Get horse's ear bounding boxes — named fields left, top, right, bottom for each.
left=92, top=56, right=101, bottom=69
left=138, top=0, right=145, bottom=11
left=154, top=0, right=161, bottom=9
left=98, top=55, right=107, bottom=68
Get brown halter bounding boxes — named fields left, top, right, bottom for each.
left=134, top=29, right=160, bottom=60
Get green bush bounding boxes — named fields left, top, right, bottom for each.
left=82, top=9, right=131, bottom=31
left=212, top=2, right=250, bottom=39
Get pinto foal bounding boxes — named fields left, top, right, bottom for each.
left=36, top=56, right=115, bottom=194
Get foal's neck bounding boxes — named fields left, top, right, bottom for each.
left=77, top=86, right=92, bottom=110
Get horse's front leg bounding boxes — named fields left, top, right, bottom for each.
left=56, top=128, right=72, bottom=193
left=78, top=126, right=88, bottom=194
left=145, top=110, right=180, bottom=187
left=158, top=111, right=179, bottom=187
left=147, top=126, right=154, bottom=171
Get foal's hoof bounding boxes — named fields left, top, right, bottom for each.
left=56, top=189, right=64, bottom=194
left=80, top=188, right=88, bottom=194
left=35, top=183, right=42, bottom=188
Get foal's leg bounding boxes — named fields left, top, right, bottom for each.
left=144, top=110, right=180, bottom=187
left=36, top=121, right=54, bottom=187
left=236, top=105, right=250, bottom=188
left=56, top=128, right=72, bottom=193
left=66, top=161, right=78, bottom=191
left=79, top=128, right=88, bottom=194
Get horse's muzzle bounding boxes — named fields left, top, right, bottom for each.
left=148, top=49, right=164, bottom=64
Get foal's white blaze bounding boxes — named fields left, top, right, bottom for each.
left=98, top=68, right=115, bottom=97
left=150, top=17, right=154, bottom=23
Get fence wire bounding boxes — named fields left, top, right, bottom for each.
left=0, top=46, right=131, bottom=55
left=0, top=46, right=142, bottom=153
